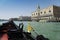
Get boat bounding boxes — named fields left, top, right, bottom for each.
left=0, top=20, right=49, bottom=40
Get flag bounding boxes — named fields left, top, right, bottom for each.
left=27, top=23, right=33, bottom=33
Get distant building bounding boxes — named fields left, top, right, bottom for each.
left=9, top=18, right=19, bottom=21
left=19, top=16, right=31, bottom=21
left=9, top=16, right=31, bottom=21
left=31, top=5, right=60, bottom=22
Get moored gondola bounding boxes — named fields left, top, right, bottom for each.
left=0, top=20, right=49, bottom=40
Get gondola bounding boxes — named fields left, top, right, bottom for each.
left=0, top=20, right=49, bottom=40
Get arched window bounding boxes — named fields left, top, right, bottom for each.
left=44, top=11, right=46, bottom=14
left=38, top=13, right=40, bottom=15
left=49, top=10, right=51, bottom=12
left=41, top=12, right=42, bottom=14
left=36, top=13, right=37, bottom=15
left=34, top=13, right=35, bottom=16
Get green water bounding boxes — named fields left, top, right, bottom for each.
left=0, top=21, right=60, bottom=40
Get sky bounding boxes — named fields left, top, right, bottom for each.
left=0, top=0, right=60, bottom=19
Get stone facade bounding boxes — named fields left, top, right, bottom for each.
left=31, top=5, right=60, bottom=22
left=40, top=6, right=53, bottom=21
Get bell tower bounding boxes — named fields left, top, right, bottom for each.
left=36, top=4, right=40, bottom=13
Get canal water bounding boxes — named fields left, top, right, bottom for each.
left=0, top=21, right=60, bottom=40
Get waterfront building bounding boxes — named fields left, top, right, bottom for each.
left=31, top=5, right=60, bottom=22
left=9, top=16, right=31, bottom=21
left=9, top=18, right=19, bottom=21
left=19, top=16, right=31, bottom=21
left=31, top=5, right=40, bottom=21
